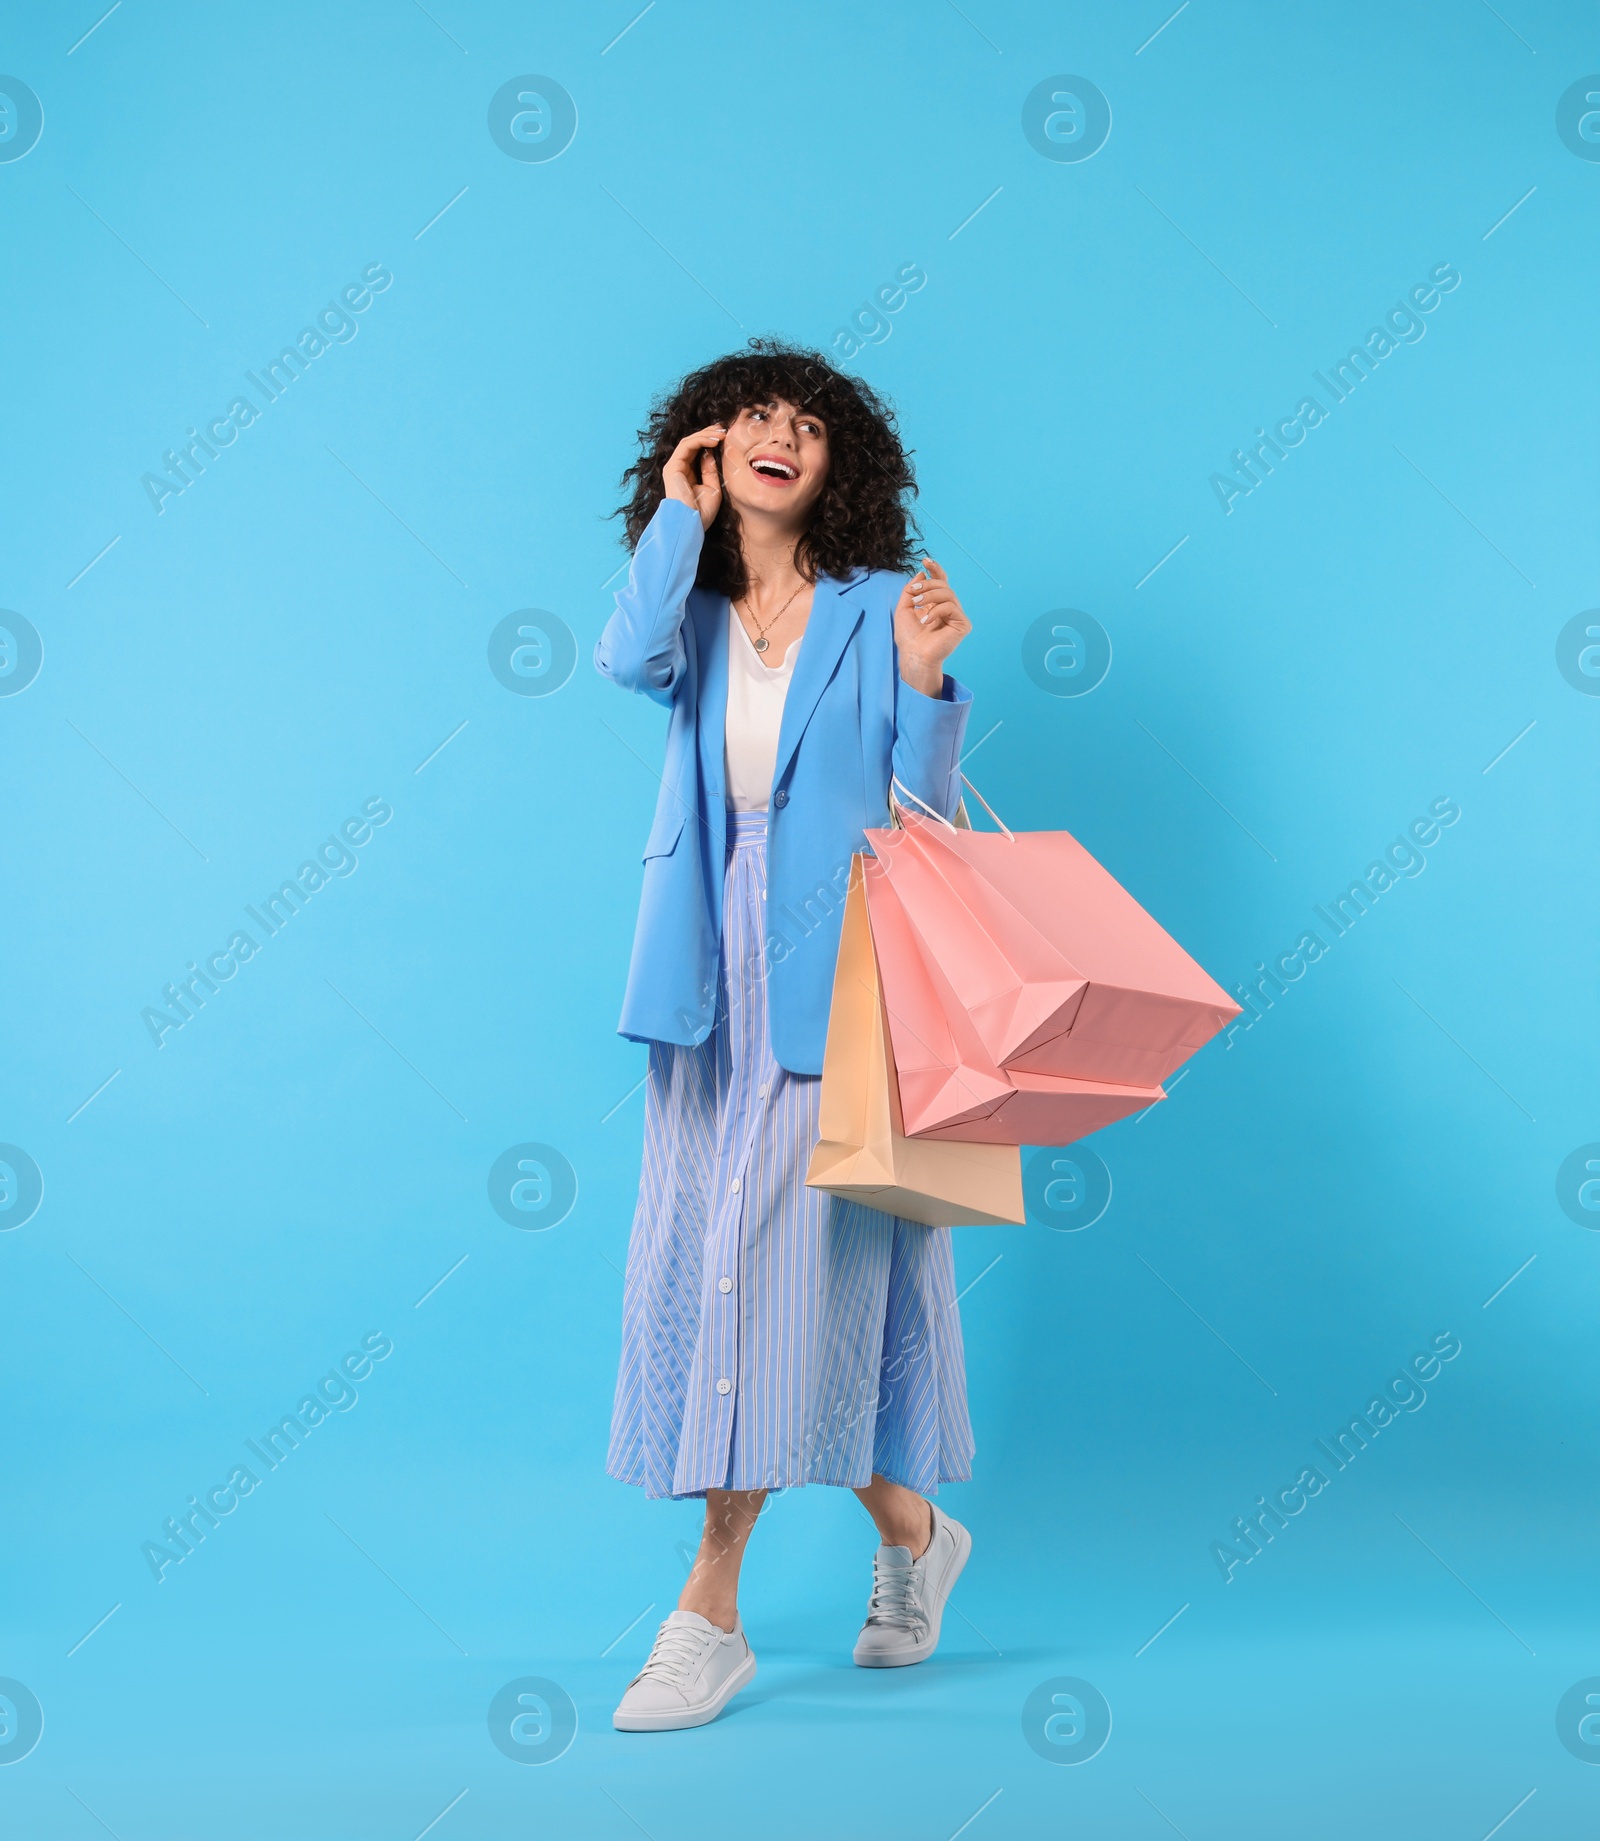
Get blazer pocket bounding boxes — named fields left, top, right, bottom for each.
left=642, top=808, right=687, bottom=860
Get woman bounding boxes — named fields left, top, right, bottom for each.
left=596, top=340, right=976, bottom=1733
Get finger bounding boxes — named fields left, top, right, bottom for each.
left=919, top=557, right=949, bottom=583
left=671, top=424, right=727, bottom=461
left=901, top=596, right=958, bottom=627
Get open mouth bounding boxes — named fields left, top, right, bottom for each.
left=749, top=454, right=800, bottom=483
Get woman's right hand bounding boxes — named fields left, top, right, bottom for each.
left=661, top=423, right=726, bottom=531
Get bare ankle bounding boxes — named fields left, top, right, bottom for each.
left=693, top=1616, right=736, bottom=1634
left=909, top=1499, right=934, bottom=1560
left=678, top=1590, right=735, bottom=1631
left=874, top=1498, right=933, bottom=1558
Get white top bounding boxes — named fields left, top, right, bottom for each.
left=724, top=602, right=802, bottom=813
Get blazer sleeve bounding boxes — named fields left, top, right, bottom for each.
left=593, top=498, right=705, bottom=707
left=891, top=669, right=972, bottom=821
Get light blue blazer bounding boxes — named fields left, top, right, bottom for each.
left=595, top=498, right=972, bottom=1076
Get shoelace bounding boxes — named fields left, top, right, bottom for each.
left=864, top=1550, right=928, bottom=1634
left=635, top=1619, right=718, bottom=1687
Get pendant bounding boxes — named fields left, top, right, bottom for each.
left=754, top=636, right=769, bottom=652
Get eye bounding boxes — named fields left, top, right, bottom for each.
left=749, top=408, right=767, bottom=422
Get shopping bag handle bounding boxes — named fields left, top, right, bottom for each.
left=889, top=775, right=961, bottom=832
left=958, top=773, right=1014, bottom=840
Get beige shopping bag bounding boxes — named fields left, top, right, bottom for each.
left=805, top=856, right=1025, bottom=1227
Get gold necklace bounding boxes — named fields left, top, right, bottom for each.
left=738, top=581, right=804, bottom=653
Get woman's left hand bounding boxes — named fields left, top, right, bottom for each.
left=893, top=558, right=971, bottom=697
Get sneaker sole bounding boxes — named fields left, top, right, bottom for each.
left=853, top=1519, right=973, bottom=1669
left=612, top=1650, right=757, bottom=1731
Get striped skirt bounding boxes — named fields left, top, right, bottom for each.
left=607, top=809, right=975, bottom=1501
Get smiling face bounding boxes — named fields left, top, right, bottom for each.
left=718, top=399, right=830, bottom=530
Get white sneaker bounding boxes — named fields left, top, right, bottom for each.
left=612, top=1609, right=757, bottom=1731
left=852, top=1502, right=972, bottom=1668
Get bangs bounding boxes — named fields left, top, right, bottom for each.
left=712, top=356, right=835, bottom=418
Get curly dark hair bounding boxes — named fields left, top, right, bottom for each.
left=617, top=339, right=920, bottom=598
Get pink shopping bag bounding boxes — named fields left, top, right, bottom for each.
left=867, top=780, right=1240, bottom=1089
left=862, top=855, right=1164, bottom=1144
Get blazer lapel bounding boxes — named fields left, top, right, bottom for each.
left=695, top=590, right=731, bottom=806
left=771, top=573, right=865, bottom=793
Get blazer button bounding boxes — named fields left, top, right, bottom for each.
left=773, top=788, right=789, bottom=809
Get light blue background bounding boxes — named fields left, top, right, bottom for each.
left=3, top=1, right=1597, bottom=1835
